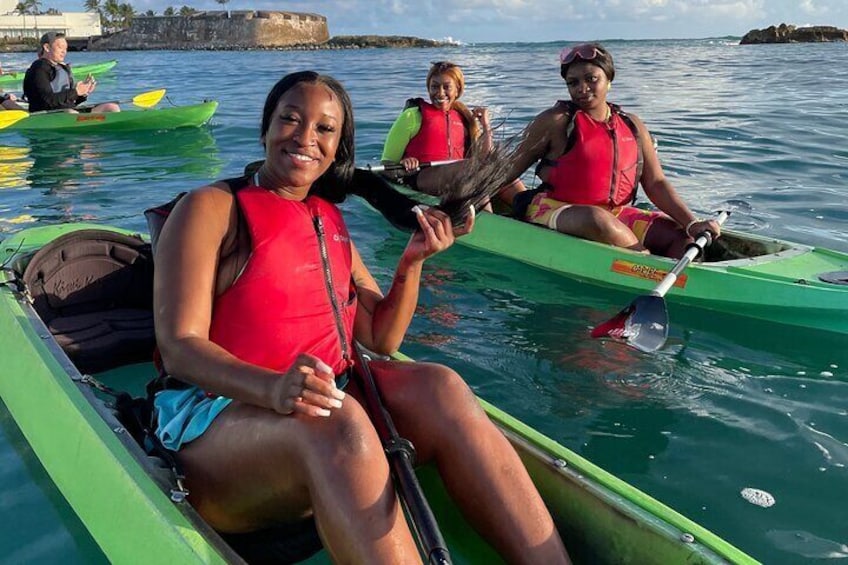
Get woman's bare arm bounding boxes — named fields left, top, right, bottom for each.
left=352, top=207, right=472, bottom=355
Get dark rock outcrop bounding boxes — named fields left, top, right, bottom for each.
left=325, top=35, right=452, bottom=49
left=740, top=23, right=848, bottom=44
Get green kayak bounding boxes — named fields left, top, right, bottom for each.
left=0, top=59, right=117, bottom=88
left=0, top=223, right=759, bottom=564
left=451, top=212, right=848, bottom=335
left=5, top=100, right=217, bottom=133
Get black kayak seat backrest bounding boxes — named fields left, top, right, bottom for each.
left=22, top=229, right=155, bottom=374
left=144, top=191, right=186, bottom=257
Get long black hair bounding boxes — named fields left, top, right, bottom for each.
left=258, top=71, right=513, bottom=231
left=260, top=71, right=355, bottom=203
left=351, top=136, right=517, bottom=231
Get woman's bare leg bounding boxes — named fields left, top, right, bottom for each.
left=555, top=205, right=644, bottom=251
left=643, top=217, right=692, bottom=258
left=176, top=398, right=420, bottom=564
left=367, top=361, right=571, bottom=564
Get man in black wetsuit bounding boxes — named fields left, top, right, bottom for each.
left=23, top=32, right=119, bottom=113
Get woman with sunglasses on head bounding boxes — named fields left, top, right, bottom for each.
left=381, top=60, right=526, bottom=210
left=507, top=43, right=720, bottom=258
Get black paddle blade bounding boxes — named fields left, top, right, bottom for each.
left=591, top=295, right=669, bottom=352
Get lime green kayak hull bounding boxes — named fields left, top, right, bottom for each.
left=459, top=213, right=848, bottom=335
left=0, top=223, right=759, bottom=564
left=7, top=101, right=218, bottom=132
left=0, top=60, right=118, bottom=88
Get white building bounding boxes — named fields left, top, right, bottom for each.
left=0, top=0, right=101, bottom=40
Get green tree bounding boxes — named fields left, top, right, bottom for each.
left=103, top=0, right=119, bottom=31
left=14, top=2, right=27, bottom=38
left=163, top=6, right=174, bottom=15
left=117, top=2, right=134, bottom=29
left=178, top=5, right=196, bottom=16
left=144, top=9, right=154, bottom=16
left=28, top=0, right=41, bottom=35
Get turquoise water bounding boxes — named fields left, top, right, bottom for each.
left=1, top=39, right=847, bottom=563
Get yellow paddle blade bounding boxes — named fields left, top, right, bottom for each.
left=0, top=110, right=30, bottom=130
left=131, top=89, right=166, bottom=108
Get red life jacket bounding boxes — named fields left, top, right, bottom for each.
left=546, top=105, right=640, bottom=208
left=208, top=184, right=356, bottom=375
left=403, top=99, right=467, bottom=162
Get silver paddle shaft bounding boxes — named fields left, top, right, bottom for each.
left=362, top=159, right=462, bottom=173
left=652, top=211, right=730, bottom=297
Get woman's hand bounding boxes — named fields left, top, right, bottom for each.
left=472, top=106, right=491, bottom=132
left=400, top=156, right=420, bottom=172
left=686, top=219, right=721, bottom=240
left=269, top=354, right=346, bottom=417
left=402, top=205, right=475, bottom=263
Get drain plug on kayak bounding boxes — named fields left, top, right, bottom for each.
left=819, top=271, right=848, bottom=285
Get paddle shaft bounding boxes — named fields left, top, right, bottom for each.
left=26, top=89, right=166, bottom=116
left=352, top=345, right=452, bottom=565
left=363, top=159, right=462, bottom=173
left=652, top=211, right=730, bottom=297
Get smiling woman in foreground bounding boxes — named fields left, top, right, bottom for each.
left=152, top=70, right=570, bottom=563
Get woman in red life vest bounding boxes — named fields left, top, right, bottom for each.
left=507, top=43, right=720, bottom=258
left=153, top=71, right=570, bottom=564
left=382, top=60, right=526, bottom=209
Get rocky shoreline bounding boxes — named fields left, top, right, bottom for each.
left=1, top=34, right=455, bottom=53
left=740, top=24, right=848, bottom=44
left=116, top=35, right=457, bottom=51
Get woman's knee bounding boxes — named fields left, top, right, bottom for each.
left=400, top=363, right=482, bottom=419
left=558, top=206, right=628, bottom=242
left=309, top=402, right=384, bottom=461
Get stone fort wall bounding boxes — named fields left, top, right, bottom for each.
left=91, top=11, right=329, bottom=50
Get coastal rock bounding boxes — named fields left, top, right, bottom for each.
left=325, top=35, right=451, bottom=49
left=740, top=23, right=848, bottom=44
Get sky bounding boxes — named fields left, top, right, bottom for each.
left=56, top=0, right=848, bottom=43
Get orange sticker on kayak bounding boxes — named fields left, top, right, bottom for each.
left=75, top=114, right=106, bottom=123
left=610, top=259, right=688, bottom=288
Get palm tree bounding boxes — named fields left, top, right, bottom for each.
left=103, top=0, right=119, bottom=32
left=163, top=6, right=174, bottom=16
left=215, top=0, right=230, bottom=17
left=178, top=5, right=196, bottom=16
left=14, top=2, right=27, bottom=39
left=117, top=2, right=134, bottom=29
left=26, top=0, right=41, bottom=37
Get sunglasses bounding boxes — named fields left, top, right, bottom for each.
left=559, top=44, right=601, bottom=65
left=430, top=61, right=458, bottom=71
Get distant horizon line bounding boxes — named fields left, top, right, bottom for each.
left=427, top=35, right=744, bottom=46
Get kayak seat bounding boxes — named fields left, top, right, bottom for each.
left=220, top=520, right=323, bottom=564
left=21, top=229, right=155, bottom=375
